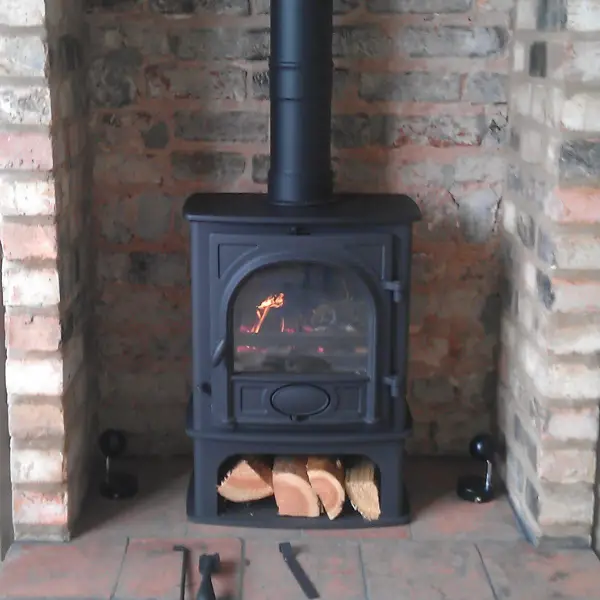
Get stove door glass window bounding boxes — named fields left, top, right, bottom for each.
left=232, top=262, right=370, bottom=375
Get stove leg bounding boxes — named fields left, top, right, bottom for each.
left=192, top=441, right=221, bottom=519
left=368, top=447, right=404, bottom=519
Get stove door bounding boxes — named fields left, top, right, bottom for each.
left=208, top=232, right=398, bottom=429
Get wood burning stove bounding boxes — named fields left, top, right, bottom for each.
left=183, top=0, right=420, bottom=528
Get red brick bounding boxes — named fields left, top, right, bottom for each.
left=1, top=219, right=57, bottom=259
left=543, top=275, right=600, bottom=315
left=0, top=539, right=127, bottom=598
left=0, top=132, right=53, bottom=171
left=114, top=538, right=242, bottom=600
left=543, top=407, right=599, bottom=442
left=8, top=402, right=64, bottom=439
left=539, top=448, right=596, bottom=484
left=12, top=488, right=68, bottom=526
left=0, top=177, right=56, bottom=217
left=549, top=187, right=600, bottom=223
left=5, top=312, right=61, bottom=351
left=5, top=357, right=64, bottom=396
left=409, top=335, right=450, bottom=368
left=2, top=263, right=60, bottom=308
left=11, top=446, right=66, bottom=484
left=93, top=154, right=164, bottom=185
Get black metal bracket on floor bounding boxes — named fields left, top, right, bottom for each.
left=173, top=545, right=190, bottom=600
left=279, top=542, right=319, bottom=599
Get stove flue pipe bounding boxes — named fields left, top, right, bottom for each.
left=267, top=0, right=334, bottom=206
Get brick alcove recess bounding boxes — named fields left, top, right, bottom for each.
left=0, top=0, right=598, bottom=549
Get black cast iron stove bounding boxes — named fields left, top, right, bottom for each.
left=183, top=0, right=421, bottom=528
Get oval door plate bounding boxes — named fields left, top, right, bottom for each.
left=270, top=384, right=331, bottom=418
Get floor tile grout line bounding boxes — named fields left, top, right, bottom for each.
left=237, top=538, right=246, bottom=600
left=0, top=596, right=107, bottom=600
left=357, top=542, right=371, bottom=600
left=109, top=537, right=130, bottom=600
left=474, top=543, right=499, bottom=600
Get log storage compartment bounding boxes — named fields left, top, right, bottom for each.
left=183, top=0, right=420, bottom=529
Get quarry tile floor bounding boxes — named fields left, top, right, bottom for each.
left=1, top=458, right=599, bottom=599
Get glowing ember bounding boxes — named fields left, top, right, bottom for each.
left=250, top=293, right=285, bottom=333
left=236, top=346, right=267, bottom=354
left=237, top=345, right=256, bottom=353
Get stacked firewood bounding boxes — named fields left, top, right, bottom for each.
left=217, top=456, right=380, bottom=520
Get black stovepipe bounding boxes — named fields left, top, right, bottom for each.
left=267, top=0, right=334, bottom=206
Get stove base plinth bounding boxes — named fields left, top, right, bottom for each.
left=186, top=474, right=410, bottom=529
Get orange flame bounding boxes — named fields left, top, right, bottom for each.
left=250, top=293, right=285, bottom=333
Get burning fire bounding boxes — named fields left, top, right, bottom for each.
left=238, top=293, right=318, bottom=336
left=250, top=293, right=284, bottom=333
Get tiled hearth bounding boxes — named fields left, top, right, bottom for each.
left=2, top=0, right=600, bottom=562
left=1, top=459, right=600, bottom=600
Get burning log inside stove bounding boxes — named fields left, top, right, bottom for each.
left=234, top=289, right=369, bottom=374
left=216, top=456, right=379, bottom=521
left=250, top=293, right=285, bottom=333
left=239, top=292, right=366, bottom=337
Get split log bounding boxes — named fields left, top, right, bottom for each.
left=306, top=457, right=345, bottom=520
left=273, top=457, right=321, bottom=517
left=345, top=459, right=381, bottom=521
left=217, top=457, right=274, bottom=502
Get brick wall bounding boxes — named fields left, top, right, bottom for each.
left=500, top=0, right=600, bottom=546
left=0, top=1, right=95, bottom=540
left=0, top=277, right=10, bottom=557
left=88, top=0, right=510, bottom=455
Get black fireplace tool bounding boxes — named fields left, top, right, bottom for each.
left=456, top=433, right=495, bottom=503
left=173, top=545, right=190, bottom=600
left=98, top=429, right=138, bottom=500
left=197, top=553, right=220, bottom=600
left=279, top=542, right=319, bottom=599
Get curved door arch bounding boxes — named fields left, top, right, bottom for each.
left=206, top=232, right=395, bottom=427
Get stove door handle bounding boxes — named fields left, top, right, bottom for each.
left=211, top=338, right=227, bottom=367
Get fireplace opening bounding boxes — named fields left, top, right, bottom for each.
left=233, top=262, right=371, bottom=376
